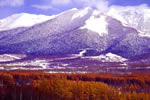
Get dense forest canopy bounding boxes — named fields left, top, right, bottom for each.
left=0, top=71, right=150, bottom=100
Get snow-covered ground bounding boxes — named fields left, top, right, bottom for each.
left=2, top=59, right=49, bottom=69
left=85, top=53, right=128, bottom=62
left=0, top=54, right=26, bottom=62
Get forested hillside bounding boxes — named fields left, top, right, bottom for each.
left=0, top=71, right=150, bottom=100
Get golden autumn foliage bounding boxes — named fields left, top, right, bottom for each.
left=0, top=71, right=150, bottom=100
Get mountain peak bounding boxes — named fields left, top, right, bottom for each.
left=71, top=7, right=93, bottom=20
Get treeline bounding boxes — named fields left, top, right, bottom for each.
left=0, top=71, right=150, bottom=100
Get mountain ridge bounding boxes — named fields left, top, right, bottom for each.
left=0, top=13, right=54, bottom=31
left=0, top=7, right=150, bottom=59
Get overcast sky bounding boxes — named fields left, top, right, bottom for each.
left=0, top=0, right=150, bottom=19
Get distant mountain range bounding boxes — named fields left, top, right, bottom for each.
left=0, top=7, right=150, bottom=60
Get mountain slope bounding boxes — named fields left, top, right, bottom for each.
left=108, top=5, right=150, bottom=37
left=0, top=13, right=54, bottom=31
left=0, top=7, right=150, bottom=59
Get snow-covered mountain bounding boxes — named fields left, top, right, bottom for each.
left=0, top=13, right=54, bottom=31
left=0, top=7, right=150, bottom=60
left=108, top=4, right=150, bottom=37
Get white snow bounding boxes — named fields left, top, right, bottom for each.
left=138, top=34, right=150, bottom=37
left=72, top=49, right=88, bottom=57
left=62, top=64, right=69, bottom=67
left=120, top=63, right=128, bottom=66
left=46, top=71, right=88, bottom=74
left=72, top=7, right=92, bottom=20
left=1, top=6, right=150, bottom=38
left=107, top=5, right=150, bottom=37
left=80, top=10, right=108, bottom=36
left=5, top=67, right=44, bottom=70
left=107, top=7, right=128, bottom=26
left=89, top=53, right=127, bottom=62
left=0, top=13, right=55, bottom=31
left=79, top=50, right=87, bottom=56
left=3, top=59, right=50, bottom=69
left=0, top=54, right=26, bottom=62
left=33, top=60, right=49, bottom=69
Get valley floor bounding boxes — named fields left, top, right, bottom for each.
left=1, top=54, right=150, bottom=74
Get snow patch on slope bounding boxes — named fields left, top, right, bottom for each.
left=1, top=59, right=49, bottom=69
left=72, top=49, right=87, bottom=57
left=90, top=53, right=127, bottom=62
left=0, top=54, right=26, bottom=62
left=72, top=7, right=92, bottom=20
left=79, top=50, right=87, bottom=56
left=80, top=10, right=108, bottom=36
